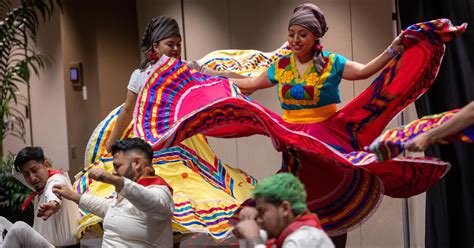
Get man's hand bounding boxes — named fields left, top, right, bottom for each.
left=235, top=219, right=261, bottom=241
left=89, top=168, right=124, bottom=192
left=239, top=206, right=258, bottom=221
left=52, top=184, right=81, bottom=204
left=37, top=201, right=60, bottom=220
left=88, top=168, right=111, bottom=183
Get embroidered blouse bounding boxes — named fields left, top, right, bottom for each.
left=267, top=52, right=347, bottom=123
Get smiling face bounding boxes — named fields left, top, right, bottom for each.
left=153, top=35, right=182, bottom=59
left=287, top=25, right=317, bottom=59
left=20, top=160, right=50, bottom=191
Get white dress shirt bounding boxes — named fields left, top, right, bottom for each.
left=79, top=177, right=174, bottom=247
left=33, top=173, right=80, bottom=246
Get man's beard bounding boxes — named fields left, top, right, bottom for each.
left=122, top=162, right=136, bottom=180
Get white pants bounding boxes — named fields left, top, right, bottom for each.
left=0, top=216, right=53, bottom=248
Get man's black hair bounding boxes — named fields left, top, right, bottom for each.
left=111, top=138, right=153, bottom=164
left=14, top=147, right=45, bottom=172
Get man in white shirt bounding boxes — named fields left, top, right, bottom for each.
left=0, top=147, right=79, bottom=247
left=235, top=173, right=334, bottom=248
left=53, top=137, right=174, bottom=247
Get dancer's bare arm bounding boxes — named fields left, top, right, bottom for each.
left=406, top=101, right=474, bottom=152
left=106, top=90, right=138, bottom=152
left=231, top=71, right=274, bottom=94
left=343, top=34, right=403, bottom=81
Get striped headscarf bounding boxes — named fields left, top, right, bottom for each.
left=139, top=16, right=181, bottom=69
left=289, top=3, right=328, bottom=74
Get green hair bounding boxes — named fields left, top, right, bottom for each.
left=253, top=173, right=307, bottom=215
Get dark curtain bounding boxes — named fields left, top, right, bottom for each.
left=399, top=0, right=474, bottom=247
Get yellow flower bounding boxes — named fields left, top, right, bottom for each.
left=275, top=68, right=284, bottom=81
left=281, top=71, right=294, bottom=83
left=306, top=73, right=318, bottom=86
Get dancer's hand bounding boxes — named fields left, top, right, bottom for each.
left=389, top=33, right=404, bottom=54
left=37, top=201, right=60, bottom=220
left=53, top=184, right=81, bottom=204
left=405, top=133, right=432, bottom=152
left=105, top=141, right=114, bottom=154
left=239, top=207, right=258, bottom=221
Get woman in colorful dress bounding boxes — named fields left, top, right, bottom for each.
left=105, top=16, right=243, bottom=152
left=229, top=3, right=402, bottom=246
left=232, top=3, right=402, bottom=125
left=127, top=4, right=467, bottom=248
left=76, top=16, right=257, bottom=242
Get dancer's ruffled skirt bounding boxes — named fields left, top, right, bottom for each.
left=131, top=19, right=467, bottom=235
left=75, top=106, right=256, bottom=240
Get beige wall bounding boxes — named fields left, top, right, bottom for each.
left=60, top=0, right=140, bottom=175
left=2, top=10, right=70, bottom=171
left=95, top=1, right=141, bottom=116
left=60, top=0, right=102, bottom=174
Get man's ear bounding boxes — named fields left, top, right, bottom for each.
left=132, top=156, right=142, bottom=171
left=44, top=160, right=52, bottom=169
left=281, top=200, right=292, bottom=217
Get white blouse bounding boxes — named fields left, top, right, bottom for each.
left=127, top=56, right=206, bottom=94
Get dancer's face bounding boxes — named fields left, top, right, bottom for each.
left=153, top=35, right=182, bottom=59
left=254, top=197, right=293, bottom=239
left=20, top=160, right=50, bottom=191
left=288, top=25, right=317, bottom=58
left=112, top=151, right=140, bottom=180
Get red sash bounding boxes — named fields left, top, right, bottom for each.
left=267, top=212, right=323, bottom=248
left=136, top=176, right=173, bottom=194
left=21, top=169, right=62, bottom=211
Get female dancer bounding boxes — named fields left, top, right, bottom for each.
left=106, top=16, right=243, bottom=151
left=232, top=3, right=402, bottom=124
left=76, top=16, right=256, bottom=242
left=230, top=3, right=401, bottom=246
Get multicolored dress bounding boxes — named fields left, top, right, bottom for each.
left=366, top=108, right=474, bottom=161
left=130, top=19, right=467, bottom=236
left=74, top=46, right=291, bottom=240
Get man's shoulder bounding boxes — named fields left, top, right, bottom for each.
left=47, top=171, right=70, bottom=184
left=284, top=226, right=334, bottom=247
left=135, top=176, right=173, bottom=195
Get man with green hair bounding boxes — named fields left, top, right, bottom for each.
left=235, top=173, right=334, bottom=247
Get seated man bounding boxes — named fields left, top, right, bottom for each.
left=0, top=147, right=79, bottom=247
left=53, top=137, right=174, bottom=247
left=235, top=173, right=334, bottom=248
